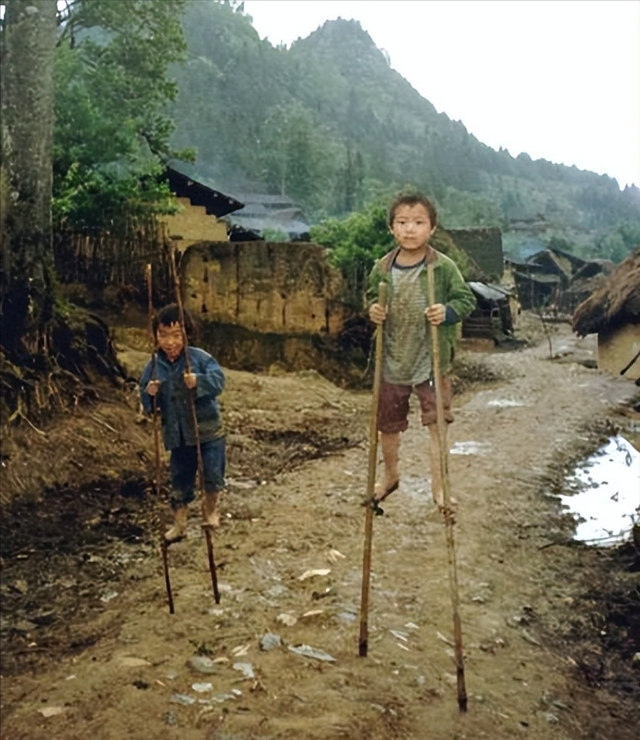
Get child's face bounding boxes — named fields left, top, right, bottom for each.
left=157, top=322, right=184, bottom=362
left=390, top=203, right=435, bottom=252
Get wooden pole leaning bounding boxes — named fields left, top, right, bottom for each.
left=426, top=261, right=467, bottom=712
left=169, top=248, right=221, bottom=604
left=145, top=264, right=175, bottom=614
left=358, top=282, right=388, bottom=657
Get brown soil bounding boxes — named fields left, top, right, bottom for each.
left=1, top=313, right=639, bottom=740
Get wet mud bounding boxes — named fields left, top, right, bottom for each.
left=1, top=315, right=639, bottom=740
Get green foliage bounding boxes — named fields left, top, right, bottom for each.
left=438, top=187, right=506, bottom=230
left=595, top=221, right=640, bottom=262
left=310, top=200, right=393, bottom=305
left=165, top=1, right=639, bottom=262
left=311, top=197, right=474, bottom=307
left=262, top=228, right=289, bottom=242
left=430, top=231, right=475, bottom=281
left=33, top=0, right=638, bottom=263
left=52, top=0, right=189, bottom=231
left=255, top=101, right=342, bottom=212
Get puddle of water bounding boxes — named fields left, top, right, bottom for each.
left=558, top=436, right=640, bottom=546
left=487, top=399, right=526, bottom=408
left=450, top=441, right=492, bottom=456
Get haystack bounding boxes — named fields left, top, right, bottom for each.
left=572, top=249, right=640, bottom=337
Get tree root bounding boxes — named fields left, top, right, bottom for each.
left=1, top=304, right=125, bottom=431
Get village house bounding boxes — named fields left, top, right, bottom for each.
left=162, top=162, right=311, bottom=243
left=463, top=281, right=517, bottom=343
left=223, top=193, right=311, bottom=242
left=448, top=227, right=504, bottom=282
left=571, top=249, right=640, bottom=381
left=506, top=246, right=614, bottom=313
left=161, top=165, right=244, bottom=249
left=445, top=227, right=519, bottom=343
left=56, top=160, right=521, bottom=354
left=51, top=163, right=245, bottom=301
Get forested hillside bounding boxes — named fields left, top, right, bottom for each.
left=168, top=0, right=639, bottom=260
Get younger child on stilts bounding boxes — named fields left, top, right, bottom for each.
left=140, top=304, right=226, bottom=542
left=367, top=191, right=476, bottom=512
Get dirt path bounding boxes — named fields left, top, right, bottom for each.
left=1, top=319, right=638, bottom=740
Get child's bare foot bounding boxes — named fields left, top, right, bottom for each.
left=433, top=491, right=458, bottom=520
left=202, top=511, right=220, bottom=529
left=165, top=506, right=188, bottom=542
left=202, top=492, right=221, bottom=529
left=374, top=478, right=399, bottom=502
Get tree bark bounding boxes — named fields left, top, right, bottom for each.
left=1, top=0, right=57, bottom=358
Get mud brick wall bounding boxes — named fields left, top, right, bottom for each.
left=158, top=197, right=228, bottom=250
left=181, top=241, right=348, bottom=336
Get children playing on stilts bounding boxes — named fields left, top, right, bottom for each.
left=140, top=304, right=226, bottom=542
left=367, top=191, right=476, bottom=512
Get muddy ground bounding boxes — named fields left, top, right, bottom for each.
left=0, top=313, right=639, bottom=740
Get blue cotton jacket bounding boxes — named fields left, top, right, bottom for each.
left=139, top=347, right=225, bottom=450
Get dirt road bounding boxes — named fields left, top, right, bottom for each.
left=1, top=317, right=638, bottom=740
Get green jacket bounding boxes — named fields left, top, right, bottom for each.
left=366, top=246, right=476, bottom=376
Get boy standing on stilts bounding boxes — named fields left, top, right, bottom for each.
left=140, top=304, right=226, bottom=542
left=367, top=191, right=476, bottom=513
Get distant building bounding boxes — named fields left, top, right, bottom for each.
left=161, top=165, right=244, bottom=249
left=445, top=227, right=516, bottom=342
left=448, top=227, right=503, bottom=282
left=572, top=249, right=640, bottom=380
left=224, top=193, right=311, bottom=242
left=506, top=247, right=613, bottom=312
left=463, top=281, right=518, bottom=342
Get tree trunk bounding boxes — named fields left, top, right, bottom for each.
left=0, top=0, right=57, bottom=359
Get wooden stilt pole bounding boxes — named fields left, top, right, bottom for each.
left=145, top=264, right=174, bottom=614
left=358, top=282, right=388, bottom=657
left=169, top=248, right=220, bottom=604
left=427, top=261, right=467, bottom=712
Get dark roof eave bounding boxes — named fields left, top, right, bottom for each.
left=166, top=166, right=244, bottom=218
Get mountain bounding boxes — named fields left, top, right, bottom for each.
left=168, top=0, right=639, bottom=260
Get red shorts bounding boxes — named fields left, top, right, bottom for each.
left=377, top=377, right=454, bottom=434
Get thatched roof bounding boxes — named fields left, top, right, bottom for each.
left=572, top=249, right=640, bottom=336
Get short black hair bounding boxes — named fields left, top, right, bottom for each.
left=153, top=303, right=197, bottom=340
left=387, top=190, right=438, bottom=229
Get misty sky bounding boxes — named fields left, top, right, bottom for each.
left=243, top=0, right=640, bottom=189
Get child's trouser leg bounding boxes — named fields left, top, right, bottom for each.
left=169, top=446, right=197, bottom=508
left=200, top=437, right=226, bottom=529
left=166, top=446, right=197, bottom=542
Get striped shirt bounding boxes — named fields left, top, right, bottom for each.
left=383, top=259, right=431, bottom=384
